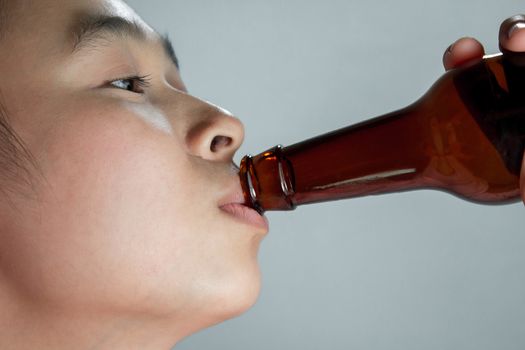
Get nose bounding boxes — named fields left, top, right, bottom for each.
left=184, top=97, right=245, bottom=162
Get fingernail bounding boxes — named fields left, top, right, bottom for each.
left=443, top=40, right=461, bottom=67
left=442, top=43, right=453, bottom=66
left=444, top=39, right=460, bottom=56
left=508, top=22, right=525, bottom=39
left=445, top=37, right=470, bottom=54
left=499, top=14, right=525, bottom=42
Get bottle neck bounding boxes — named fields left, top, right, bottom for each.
left=240, top=105, right=426, bottom=212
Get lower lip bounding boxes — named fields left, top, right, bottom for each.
left=219, top=203, right=269, bottom=231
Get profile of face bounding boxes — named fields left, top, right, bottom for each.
left=0, top=0, right=267, bottom=346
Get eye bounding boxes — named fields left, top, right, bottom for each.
left=108, top=75, right=152, bottom=94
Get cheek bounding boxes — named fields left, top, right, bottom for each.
left=44, top=107, right=192, bottom=221
left=123, top=102, right=174, bottom=135
left=15, top=106, right=203, bottom=308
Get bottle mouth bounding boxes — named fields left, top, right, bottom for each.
left=239, top=146, right=296, bottom=213
left=239, top=155, right=264, bottom=214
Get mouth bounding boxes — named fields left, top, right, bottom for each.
left=219, top=203, right=269, bottom=231
left=218, top=190, right=269, bottom=232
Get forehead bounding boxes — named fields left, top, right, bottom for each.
left=0, top=0, right=166, bottom=68
left=8, top=0, right=154, bottom=43
left=16, top=0, right=142, bottom=19
left=79, top=0, right=154, bottom=35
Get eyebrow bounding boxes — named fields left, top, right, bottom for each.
left=69, top=14, right=179, bottom=70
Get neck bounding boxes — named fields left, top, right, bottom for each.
left=0, top=290, right=189, bottom=350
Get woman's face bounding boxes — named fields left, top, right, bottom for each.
left=0, top=0, right=267, bottom=332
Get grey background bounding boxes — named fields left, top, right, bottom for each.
left=127, top=1, right=525, bottom=349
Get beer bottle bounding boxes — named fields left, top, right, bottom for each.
left=239, top=49, right=525, bottom=213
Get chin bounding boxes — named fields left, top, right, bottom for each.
left=196, top=264, right=262, bottom=330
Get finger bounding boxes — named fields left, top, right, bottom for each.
left=499, top=14, right=525, bottom=52
left=443, top=37, right=485, bottom=71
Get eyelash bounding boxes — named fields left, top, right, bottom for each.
left=108, top=74, right=152, bottom=94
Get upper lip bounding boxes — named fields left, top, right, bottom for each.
left=218, top=186, right=248, bottom=208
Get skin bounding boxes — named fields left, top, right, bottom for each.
left=0, top=1, right=522, bottom=349
left=0, top=0, right=267, bottom=349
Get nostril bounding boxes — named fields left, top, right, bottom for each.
left=210, top=135, right=233, bottom=152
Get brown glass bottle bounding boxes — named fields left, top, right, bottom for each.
left=239, top=52, right=525, bottom=213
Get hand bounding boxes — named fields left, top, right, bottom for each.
left=442, top=15, right=525, bottom=70
left=442, top=14, right=525, bottom=204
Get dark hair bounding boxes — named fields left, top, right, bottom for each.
left=0, top=0, right=43, bottom=204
